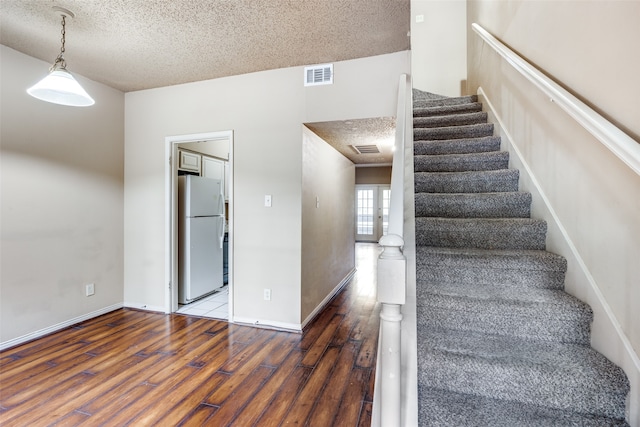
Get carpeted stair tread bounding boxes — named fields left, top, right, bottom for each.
left=415, top=191, right=531, bottom=218
left=416, top=246, right=567, bottom=272
left=414, top=151, right=509, bottom=173
left=418, top=387, right=629, bottom=427
left=415, top=246, right=567, bottom=290
left=414, top=112, right=488, bottom=128
left=414, top=102, right=483, bottom=118
left=417, top=328, right=629, bottom=420
left=414, top=123, right=494, bottom=141
left=413, top=94, right=478, bottom=109
left=418, top=279, right=577, bottom=305
left=414, top=169, right=520, bottom=193
left=414, top=135, right=501, bottom=155
left=415, top=217, right=547, bottom=250
left=417, top=290, right=592, bottom=344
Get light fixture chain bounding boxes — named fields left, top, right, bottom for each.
left=51, top=14, right=67, bottom=71
left=60, top=15, right=66, bottom=55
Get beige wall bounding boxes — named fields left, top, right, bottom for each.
left=411, top=0, right=468, bottom=96
left=124, top=51, right=410, bottom=328
left=467, top=1, right=640, bottom=423
left=301, top=127, right=355, bottom=323
left=0, top=46, right=125, bottom=346
left=469, top=0, right=640, bottom=142
left=355, top=166, right=392, bottom=185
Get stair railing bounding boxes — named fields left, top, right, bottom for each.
left=472, top=23, right=640, bottom=176
left=375, top=73, right=411, bottom=427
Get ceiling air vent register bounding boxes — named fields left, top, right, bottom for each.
left=351, top=144, right=380, bottom=154
left=304, top=64, right=333, bottom=86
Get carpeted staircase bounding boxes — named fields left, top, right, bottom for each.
left=413, top=91, right=630, bottom=426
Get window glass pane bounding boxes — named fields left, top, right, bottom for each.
left=382, top=189, right=390, bottom=235
left=356, top=189, right=374, bottom=235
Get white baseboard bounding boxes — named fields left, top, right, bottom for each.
left=231, top=268, right=356, bottom=334
left=301, top=268, right=356, bottom=329
left=0, top=303, right=124, bottom=351
left=231, top=317, right=302, bottom=333
left=123, top=301, right=167, bottom=313
left=478, top=86, right=639, bottom=424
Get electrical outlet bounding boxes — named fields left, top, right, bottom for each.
left=263, top=288, right=271, bottom=301
left=85, top=283, right=95, bottom=297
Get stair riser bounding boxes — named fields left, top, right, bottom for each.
left=414, top=102, right=483, bottom=117
left=418, top=354, right=626, bottom=419
left=415, top=218, right=547, bottom=250
left=416, top=231, right=546, bottom=250
left=416, top=268, right=566, bottom=290
left=415, top=123, right=494, bottom=140
left=414, top=170, right=520, bottom=193
left=415, top=193, right=532, bottom=218
left=414, top=136, right=501, bottom=155
left=417, top=306, right=591, bottom=345
left=414, top=112, right=488, bottom=128
left=414, top=155, right=509, bottom=173
left=413, top=95, right=478, bottom=108
left=417, top=386, right=630, bottom=427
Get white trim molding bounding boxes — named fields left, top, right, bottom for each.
left=301, top=268, right=356, bottom=329
left=0, top=303, right=123, bottom=351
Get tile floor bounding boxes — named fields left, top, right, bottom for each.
left=176, top=285, right=229, bottom=320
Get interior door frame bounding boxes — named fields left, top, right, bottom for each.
left=165, top=130, right=234, bottom=319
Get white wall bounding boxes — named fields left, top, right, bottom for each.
left=301, top=126, right=355, bottom=323
left=411, top=0, right=468, bottom=96
left=467, top=1, right=640, bottom=423
left=124, top=51, right=410, bottom=327
left=0, top=46, right=125, bottom=347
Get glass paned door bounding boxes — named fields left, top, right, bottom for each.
left=355, top=185, right=390, bottom=242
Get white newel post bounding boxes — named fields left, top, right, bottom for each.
left=377, top=234, right=406, bottom=427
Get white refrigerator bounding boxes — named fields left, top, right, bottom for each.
left=178, top=175, right=225, bottom=304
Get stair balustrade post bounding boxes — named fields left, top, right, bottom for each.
left=377, top=234, right=406, bottom=427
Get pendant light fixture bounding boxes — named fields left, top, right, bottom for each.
left=27, top=7, right=95, bottom=107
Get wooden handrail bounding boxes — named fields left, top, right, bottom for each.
left=472, top=23, right=640, bottom=176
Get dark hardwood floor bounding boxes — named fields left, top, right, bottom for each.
left=0, top=243, right=382, bottom=426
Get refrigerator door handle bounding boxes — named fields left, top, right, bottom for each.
left=218, top=190, right=224, bottom=216
left=218, top=217, right=225, bottom=249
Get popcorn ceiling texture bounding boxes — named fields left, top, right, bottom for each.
left=306, top=117, right=396, bottom=164
left=0, top=0, right=410, bottom=92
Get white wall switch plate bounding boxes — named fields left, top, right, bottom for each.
left=264, top=288, right=271, bottom=301
left=264, top=195, right=272, bottom=207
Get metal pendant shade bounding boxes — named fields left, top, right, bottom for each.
left=27, top=7, right=94, bottom=107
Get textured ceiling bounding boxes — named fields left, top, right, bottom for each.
left=0, top=0, right=410, bottom=165
left=0, top=0, right=410, bottom=92
left=306, top=118, right=396, bottom=164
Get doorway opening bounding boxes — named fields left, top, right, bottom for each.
left=165, top=131, right=233, bottom=321
left=355, top=184, right=390, bottom=242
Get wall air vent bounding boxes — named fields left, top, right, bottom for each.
left=304, top=64, right=333, bottom=86
left=351, top=144, right=380, bottom=154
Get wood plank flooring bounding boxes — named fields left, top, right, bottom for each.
left=0, top=243, right=382, bottom=426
